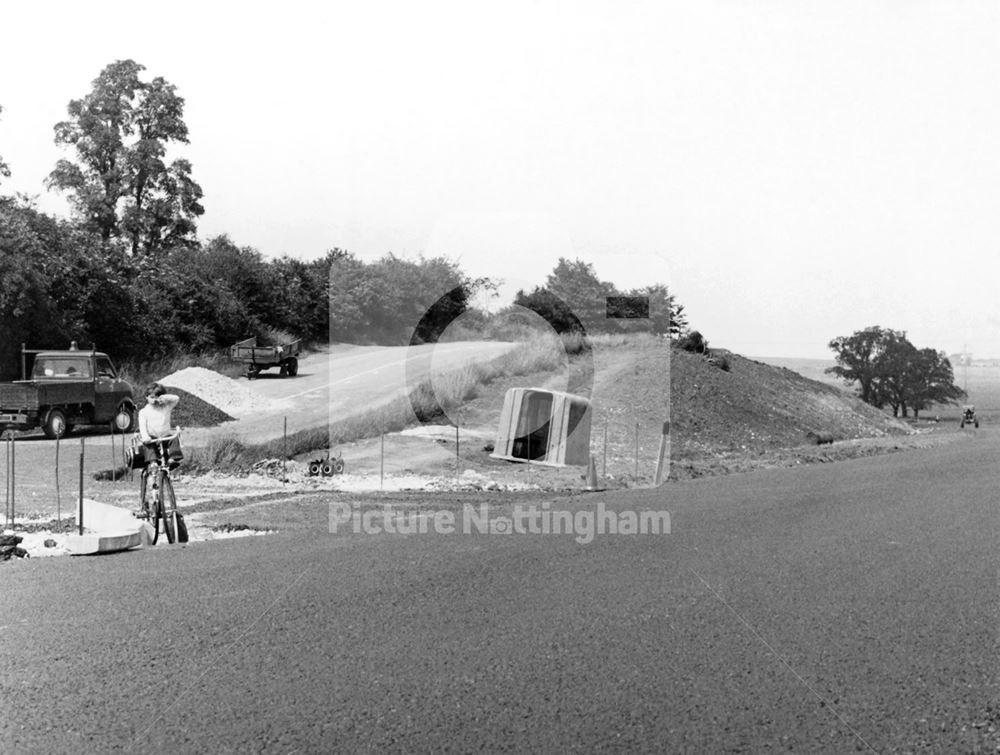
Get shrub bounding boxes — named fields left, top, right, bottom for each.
left=676, top=330, right=709, bottom=354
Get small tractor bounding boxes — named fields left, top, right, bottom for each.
left=960, top=405, right=979, bottom=429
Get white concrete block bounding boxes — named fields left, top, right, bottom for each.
left=66, top=529, right=142, bottom=555
left=78, top=498, right=140, bottom=533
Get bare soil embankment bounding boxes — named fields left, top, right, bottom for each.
left=666, top=349, right=951, bottom=478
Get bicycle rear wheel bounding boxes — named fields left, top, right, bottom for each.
left=161, top=476, right=188, bottom=544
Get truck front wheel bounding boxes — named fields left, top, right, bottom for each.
left=43, top=409, right=69, bottom=439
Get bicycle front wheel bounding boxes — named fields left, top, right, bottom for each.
left=161, top=476, right=188, bottom=544
left=149, top=473, right=164, bottom=546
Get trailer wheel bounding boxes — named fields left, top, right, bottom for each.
left=285, top=357, right=298, bottom=377
left=43, top=408, right=69, bottom=439
left=246, top=366, right=260, bottom=380
left=113, top=402, right=136, bottom=433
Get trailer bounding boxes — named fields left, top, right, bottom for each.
left=0, top=343, right=136, bottom=438
left=229, top=337, right=300, bottom=379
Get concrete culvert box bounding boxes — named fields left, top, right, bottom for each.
left=491, top=388, right=592, bottom=467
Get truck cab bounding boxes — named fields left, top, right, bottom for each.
left=0, top=343, right=137, bottom=438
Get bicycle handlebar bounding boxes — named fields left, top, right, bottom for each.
left=145, top=427, right=182, bottom=444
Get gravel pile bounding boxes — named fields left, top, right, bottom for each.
left=159, top=367, right=287, bottom=419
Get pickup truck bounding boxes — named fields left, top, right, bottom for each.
left=0, top=343, right=137, bottom=438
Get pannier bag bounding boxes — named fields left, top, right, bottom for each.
left=125, top=439, right=146, bottom=469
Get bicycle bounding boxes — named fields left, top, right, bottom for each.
left=137, top=428, right=188, bottom=545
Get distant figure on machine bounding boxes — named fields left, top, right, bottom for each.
left=960, top=405, right=979, bottom=429
left=138, top=383, right=182, bottom=465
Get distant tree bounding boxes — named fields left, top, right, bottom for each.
left=48, top=59, right=203, bottom=255
left=327, top=252, right=490, bottom=345
left=512, top=286, right=584, bottom=334
left=907, top=349, right=965, bottom=418
left=632, top=283, right=687, bottom=338
left=876, top=331, right=919, bottom=417
left=827, top=326, right=964, bottom=417
left=0, top=105, right=10, bottom=184
left=676, top=330, right=709, bottom=354
left=544, top=257, right=615, bottom=330
left=827, top=326, right=892, bottom=406
left=515, top=259, right=688, bottom=337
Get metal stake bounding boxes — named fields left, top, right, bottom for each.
left=78, top=438, right=84, bottom=536
left=55, top=434, right=61, bottom=527
left=634, top=422, right=639, bottom=481
left=602, top=420, right=608, bottom=477
left=4, top=432, right=10, bottom=529
left=110, top=421, right=116, bottom=483
left=9, top=432, right=14, bottom=528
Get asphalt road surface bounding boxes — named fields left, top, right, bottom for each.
left=2, top=430, right=998, bottom=752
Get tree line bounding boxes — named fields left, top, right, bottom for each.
left=513, top=258, right=687, bottom=338
left=0, top=59, right=689, bottom=379
left=827, top=326, right=964, bottom=418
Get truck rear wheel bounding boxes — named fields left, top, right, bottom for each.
left=43, top=409, right=69, bottom=439
left=284, top=357, right=298, bottom=377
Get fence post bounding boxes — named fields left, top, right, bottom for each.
left=9, top=433, right=14, bottom=529
left=4, top=432, right=10, bottom=529
left=55, top=434, right=61, bottom=527
left=380, top=432, right=384, bottom=490
left=654, top=420, right=671, bottom=486
left=78, top=438, right=84, bottom=536
left=602, top=420, right=608, bottom=478
left=110, top=421, right=116, bottom=483
left=634, top=422, right=639, bottom=481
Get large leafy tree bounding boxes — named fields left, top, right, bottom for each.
left=827, top=326, right=892, bottom=406
left=48, top=59, right=203, bottom=255
left=828, top=326, right=964, bottom=417
left=907, top=349, right=964, bottom=418
left=875, top=331, right=920, bottom=417
left=544, top=257, right=615, bottom=330
left=327, top=252, right=489, bottom=345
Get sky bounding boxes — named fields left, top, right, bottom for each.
left=2, top=1, right=999, bottom=359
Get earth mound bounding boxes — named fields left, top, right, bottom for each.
left=159, top=386, right=234, bottom=427
left=158, top=366, right=287, bottom=418
left=668, top=348, right=911, bottom=457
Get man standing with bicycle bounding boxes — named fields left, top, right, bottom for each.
left=136, top=383, right=187, bottom=544
left=138, top=383, right=182, bottom=466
